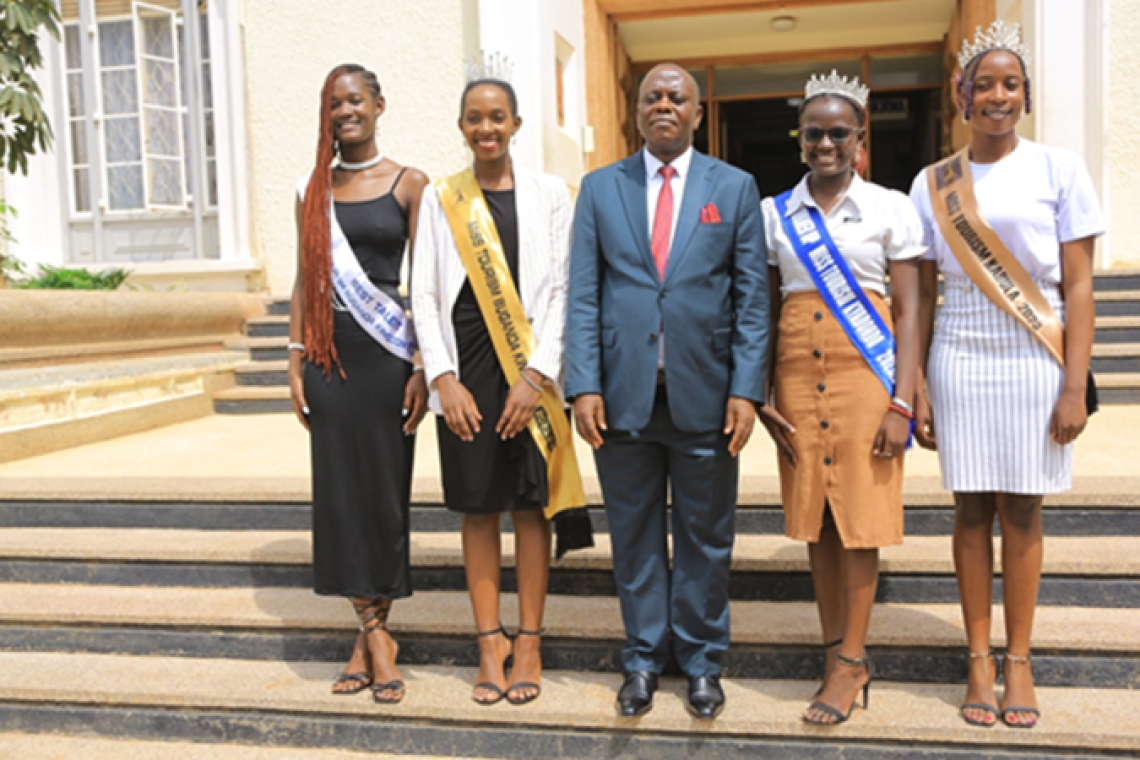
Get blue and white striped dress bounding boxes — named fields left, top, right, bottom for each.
left=928, top=278, right=1068, bottom=493
left=910, top=140, right=1104, bottom=495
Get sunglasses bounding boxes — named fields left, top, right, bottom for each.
left=800, top=126, right=856, bottom=145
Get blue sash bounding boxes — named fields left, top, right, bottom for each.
left=774, top=191, right=895, bottom=393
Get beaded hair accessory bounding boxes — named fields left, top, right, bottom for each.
left=465, top=50, right=514, bottom=83
left=804, top=70, right=870, bottom=109
left=958, top=20, right=1030, bottom=71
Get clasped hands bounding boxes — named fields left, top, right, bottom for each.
left=573, top=393, right=757, bottom=457
left=437, top=368, right=546, bottom=442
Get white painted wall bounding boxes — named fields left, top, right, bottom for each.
left=242, top=0, right=480, bottom=295
left=3, top=33, right=67, bottom=271
left=478, top=0, right=588, bottom=189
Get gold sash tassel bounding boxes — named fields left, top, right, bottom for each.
left=926, top=148, right=1065, bottom=366
left=435, top=170, right=592, bottom=555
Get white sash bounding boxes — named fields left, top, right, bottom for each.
left=297, top=176, right=416, bottom=363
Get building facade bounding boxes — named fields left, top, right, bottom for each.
left=3, top=0, right=1135, bottom=297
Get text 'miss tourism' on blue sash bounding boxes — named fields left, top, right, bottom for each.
left=774, top=191, right=896, bottom=394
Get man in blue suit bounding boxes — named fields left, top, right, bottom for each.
left=566, top=63, right=770, bottom=719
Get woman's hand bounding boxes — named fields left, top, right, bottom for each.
left=758, top=405, right=797, bottom=467
left=497, top=369, right=543, bottom=440
left=873, top=409, right=910, bottom=460
left=402, top=370, right=428, bottom=435
left=1051, top=388, right=1088, bottom=445
left=288, top=359, right=309, bottom=431
left=437, top=373, right=482, bottom=441
left=914, top=388, right=937, bottom=450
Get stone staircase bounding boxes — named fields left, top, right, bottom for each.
left=0, top=489, right=1137, bottom=757
left=213, top=272, right=1140, bottom=414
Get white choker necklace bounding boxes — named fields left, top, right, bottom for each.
left=335, top=153, right=383, bottom=172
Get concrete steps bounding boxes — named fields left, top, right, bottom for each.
left=0, top=528, right=1136, bottom=607
left=1, top=481, right=1137, bottom=755
left=0, top=734, right=447, bottom=760
left=218, top=277, right=1140, bottom=414
left=0, top=652, right=1136, bottom=758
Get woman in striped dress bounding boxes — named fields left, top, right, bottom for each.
left=909, top=26, right=1104, bottom=728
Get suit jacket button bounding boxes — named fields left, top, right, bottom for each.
left=649, top=334, right=658, bottom=344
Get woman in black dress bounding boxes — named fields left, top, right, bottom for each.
left=288, top=64, right=428, bottom=704
left=411, top=79, right=575, bottom=706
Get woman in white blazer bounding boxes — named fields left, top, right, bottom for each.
left=411, top=78, right=571, bottom=707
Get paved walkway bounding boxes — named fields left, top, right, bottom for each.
left=1, top=406, right=1137, bottom=502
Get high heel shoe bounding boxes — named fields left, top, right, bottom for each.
left=812, top=638, right=843, bottom=699
left=505, top=628, right=544, bottom=706
left=802, top=653, right=873, bottom=725
left=1000, top=653, right=1040, bottom=729
left=959, top=650, right=999, bottom=727
left=472, top=625, right=513, bottom=706
left=352, top=600, right=404, bottom=704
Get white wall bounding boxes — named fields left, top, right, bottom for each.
left=478, top=0, right=588, bottom=189
left=3, top=32, right=68, bottom=271
left=242, top=0, right=481, bottom=295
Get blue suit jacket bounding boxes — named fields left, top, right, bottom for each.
left=565, top=150, right=770, bottom=433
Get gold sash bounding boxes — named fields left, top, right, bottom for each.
left=926, top=148, right=1065, bottom=366
left=435, top=169, right=586, bottom=520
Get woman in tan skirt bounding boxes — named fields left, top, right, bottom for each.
left=758, top=71, right=922, bottom=724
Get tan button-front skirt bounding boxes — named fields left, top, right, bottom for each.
left=773, top=291, right=903, bottom=549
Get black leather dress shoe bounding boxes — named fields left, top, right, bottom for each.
left=616, top=670, right=658, bottom=717
left=686, top=675, right=725, bottom=720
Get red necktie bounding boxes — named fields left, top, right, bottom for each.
left=651, top=165, right=676, bottom=279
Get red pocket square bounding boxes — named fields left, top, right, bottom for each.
left=700, top=202, right=722, bottom=224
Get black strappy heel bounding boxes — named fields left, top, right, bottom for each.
left=960, top=650, right=999, bottom=727
left=506, top=628, right=544, bottom=706
left=472, top=625, right=513, bottom=706
left=1000, top=653, right=1041, bottom=729
left=802, top=652, right=873, bottom=725
left=812, top=638, right=843, bottom=698
left=353, top=599, right=405, bottom=704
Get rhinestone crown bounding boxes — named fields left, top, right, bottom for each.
left=958, top=20, right=1030, bottom=71
left=804, top=70, right=870, bottom=109
left=465, top=50, right=514, bottom=83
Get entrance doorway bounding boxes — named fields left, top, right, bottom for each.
left=719, top=88, right=942, bottom=198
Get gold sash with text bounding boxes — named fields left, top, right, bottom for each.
left=926, top=148, right=1066, bottom=366
left=435, top=169, right=586, bottom=520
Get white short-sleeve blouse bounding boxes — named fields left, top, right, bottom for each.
left=761, top=173, right=927, bottom=298
left=908, top=139, right=1105, bottom=283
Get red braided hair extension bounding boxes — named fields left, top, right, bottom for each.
left=299, top=66, right=353, bottom=377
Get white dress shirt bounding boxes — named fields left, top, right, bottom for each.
left=643, top=146, right=693, bottom=366
left=762, top=173, right=926, bottom=298
left=644, top=146, right=693, bottom=250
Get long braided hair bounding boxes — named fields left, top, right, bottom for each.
left=957, top=49, right=1032, bottom=121
left=300, top=64, right=382, bottom=376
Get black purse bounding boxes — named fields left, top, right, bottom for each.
left=1086, top=369, right=1099, bottom=416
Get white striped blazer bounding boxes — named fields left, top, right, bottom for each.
left=410, top=166, right=572, bottom=414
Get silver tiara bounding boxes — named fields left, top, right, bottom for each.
left=804, top=70, right=869, bottom=109
left=465, top=50, right=513, bottom=83
left=958, top=20, right=1030, bottom=70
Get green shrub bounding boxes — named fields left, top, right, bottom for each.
left=17, top=264, right=130, bottom=290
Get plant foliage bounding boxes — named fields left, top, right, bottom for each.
left=0, top=0, right=61, bottom=175
left=17, top=264, right=131, bottom=290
